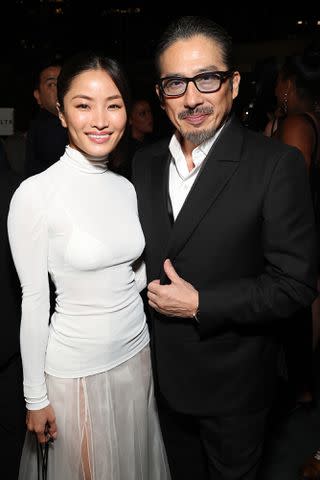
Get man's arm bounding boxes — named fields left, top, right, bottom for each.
left=148, top=148, right=318, bottom=338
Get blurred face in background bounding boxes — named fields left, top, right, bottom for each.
left=130, top=99, right=154, bottom=140
left=34, top=65, right=61, bottom=116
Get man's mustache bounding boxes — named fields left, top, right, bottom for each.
left=178, top=107, right=214, bottom=120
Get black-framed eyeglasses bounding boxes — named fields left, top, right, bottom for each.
left=158, top=70, right=234, bottom=97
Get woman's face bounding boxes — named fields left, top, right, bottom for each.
left=58, top=68, right=127, bottom=157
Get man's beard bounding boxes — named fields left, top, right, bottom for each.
left=178, top=106, right=216, bottom=145
left=182, top=126, right=217, bottom=145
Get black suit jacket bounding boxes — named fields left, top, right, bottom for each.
left=0, top=168, right=21, bottom=369
left=133, top=116, right=317, bottom=416
left=25, top=109, right=68, bottom=177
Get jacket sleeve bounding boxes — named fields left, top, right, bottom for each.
left=198, top=148, right=318, bottom=338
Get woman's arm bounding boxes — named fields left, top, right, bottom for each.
left=7, top=179, right=51, bottom=410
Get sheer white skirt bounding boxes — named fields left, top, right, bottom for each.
left=18, top=345, right=171, bottom=479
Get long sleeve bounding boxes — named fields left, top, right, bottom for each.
left=25, top=110, right=68, bottom=177
left=7, top=179, right=50, bottom=410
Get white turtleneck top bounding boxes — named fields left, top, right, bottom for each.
left=8, top=146, right=149, bottom=410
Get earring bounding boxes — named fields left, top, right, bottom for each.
left=282, top=92, right=288, bottom=115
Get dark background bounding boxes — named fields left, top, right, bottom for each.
left=1, top=1, right=320, bottom=132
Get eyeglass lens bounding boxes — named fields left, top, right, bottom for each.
left=162, top=72, right=224, bottom=96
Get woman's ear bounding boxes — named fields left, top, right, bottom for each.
left=56, top=102, right=67, bottom=128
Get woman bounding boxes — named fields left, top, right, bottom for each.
left=267, top=47, right=320, bottom=170
left=8, top=51, right=170, bottom=480
left=264, top=47, right=320, bottom=477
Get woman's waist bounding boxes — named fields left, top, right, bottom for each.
left=50, top=299, right=145, bottom=342
left=54, top=286, right=142, bottom=316
left=45, top=322, right=150, bottom=378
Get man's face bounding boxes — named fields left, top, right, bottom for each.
left=34, top=65, right=61, bottom=116
left=156, top=35, right=240, bottom=150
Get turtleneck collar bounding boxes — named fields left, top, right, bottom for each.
left=64, top=145, right=109, bottom=174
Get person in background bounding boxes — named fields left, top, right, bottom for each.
left=268, top=46, right=320, bottom=480
left=132, top=15, right=317, bottom=480
left=268, top=46, right=320, bottom=413
left=25, top=58, right=68, bottom=315
left=242, top=56, right=279, bottom=133
left=8, top=51, right=170, bottom=480
left=0, top=139, right=25, bottom=479
left=25, top=58, right=68, bottom=177
left=130, top=98, right=154, bottom=149
left=119, top=97, right=154, bottom=181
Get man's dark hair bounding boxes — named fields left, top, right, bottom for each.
left=33, top=56, right=63, bottom=90
left=155, top=16, right=234, bottom=76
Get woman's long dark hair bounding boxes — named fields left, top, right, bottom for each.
left=281, top=45, right=320, bottom=106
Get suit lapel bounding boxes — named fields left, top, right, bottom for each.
left=164, top=116, right=244, bottom=262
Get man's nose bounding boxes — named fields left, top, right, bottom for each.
left=183, top=81, right=203, bottom=108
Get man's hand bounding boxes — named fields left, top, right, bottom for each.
left=26, top=404, right=58, bottom=444
left=147, top=259, right=199, bottom=318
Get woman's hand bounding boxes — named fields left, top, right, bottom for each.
left=26, top=404, right=58, bottom=444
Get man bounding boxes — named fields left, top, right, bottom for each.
left=25, top=58, right=68, bottom=177
left=132, top=16, right=317, bottom=480
left=25, top=59, right=68, bottom=314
